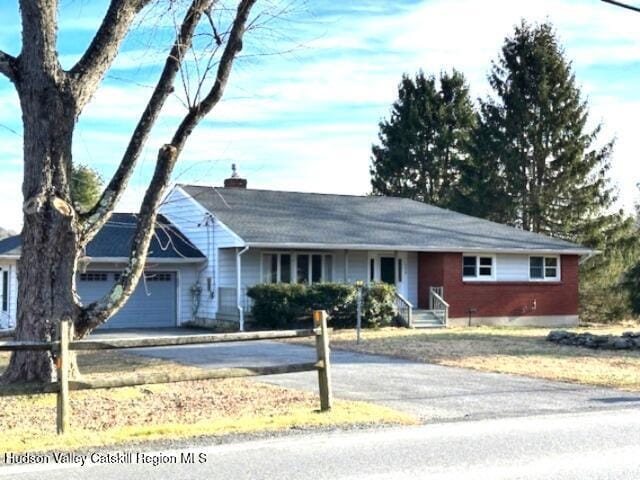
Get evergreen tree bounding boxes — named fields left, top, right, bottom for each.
left=70, top=164, right=104, bottom=213
left=370, top=70, right=475, bottom=208
left=453, top=104, right=511, bottom=223
left=459, top=20, right=639, bottom=322
left=459, top=21, right=615, bottom=236
left=579, top=212, right=639, bottom=322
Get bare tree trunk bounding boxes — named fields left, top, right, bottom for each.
left=3, top=71, right=82, bottom=382
left=0, top=0, right=257, bottom=383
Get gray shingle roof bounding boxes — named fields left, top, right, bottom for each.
left=0, top=213, right=205, bottom=260
left=181, top=185, right=591, bottom=254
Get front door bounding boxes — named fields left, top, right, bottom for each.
left=368, top=254, right=407, bottom=297
left=380, top=257, right=396, bottom=284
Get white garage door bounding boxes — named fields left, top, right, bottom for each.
left=76, top=271, right=177, bottom=329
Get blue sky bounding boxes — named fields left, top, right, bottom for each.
left=0, top=0, right=638, bottom=230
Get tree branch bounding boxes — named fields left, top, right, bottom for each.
left=76, top=145, right=177, bottom=335
left=0, top=50, right=17, bottom=83
left=171, top=0, right=256, bottom=154
left=69, top=0, right=151, bottom=111
left=80, top=0, right=215, bottom=242
left=78, top=0, right=257, bottom=331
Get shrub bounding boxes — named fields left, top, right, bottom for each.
left=247, top=282, right=398, bottom=330
left=362, top=282, right=397, bottom=328
left=307, top=283, right=356, bottom=328
left=246, top=283, right=308, bottom=329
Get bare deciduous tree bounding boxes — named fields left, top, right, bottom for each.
left=0, top=0, right=258, bottom=383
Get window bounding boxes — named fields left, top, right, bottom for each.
left=280, top=254, right=291, bottom=283
left=80, top=272, right=108, bottom=282
left=262, top=253, right=292, bottom=284
left=369, top=258, right=375, bottom=282
left=2, top=270, right=7, bottom=312
left=323, top=255, right=333, bottom=281
left=297, top=254, right=309, bottom=284
left=398, top=258, right=403, bottom=283
left=262, top=254, right=277, bottom=283
left=462, top=256, right=493, bottom=279
left=145, top=272, right=172, bottom=282
left=463, top=256, right=476, bottom=277
left=263, top=253, right=332, bottom=284
left=530, top=256, right=559, bottom=280
left=311, top=254, right=322, bottom=283
left=479, top=257, right=492, bottom=276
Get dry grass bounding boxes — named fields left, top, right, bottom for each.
left=0, top=350, right=416, bottom=453
left=291, top=324, right=640, bottom=391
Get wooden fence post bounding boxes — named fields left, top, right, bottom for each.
left=56, top=319, right=70, bottom=434
left=313, top=310, right=332, bottom=411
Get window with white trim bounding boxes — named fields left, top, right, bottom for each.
left=529, top=256, right=559, bottom=280
left=462, top=255, right=494, bottom=279
left=262, top=253, right=332, bottom=284
left=262, top=253, right=291, bottom=284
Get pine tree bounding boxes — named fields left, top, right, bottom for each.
left=453, top=103, right=511, bottom=223
left=370, top=70, right=475, bottom=208
left=70, top=164, right=104, bottom=213
left=459, top=20, right=639, bottom=322
left=579, top=212, right=639, bottom=322
left=459, top=21, right=615, bottom=236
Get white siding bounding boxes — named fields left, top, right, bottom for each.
left=160, top=186, right=245, bottom=321
left=495, top=254, right=530, bottom=281
left=346, top=251, right=368, bottom=283
left=241, top=249, right=261, bottom=287
left=176, top=264, right=199, bottom=325
left=0, top=261, right=18, bottom=329
left=406, top=251, right=418, bottom=306
left=332, top=251, right=347, bottom=281
left=218, top=248, right=237, bottom=287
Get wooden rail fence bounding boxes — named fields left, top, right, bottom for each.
left=0, top=310, right=333, bottom=434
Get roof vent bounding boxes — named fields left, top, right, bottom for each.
left=223, top=163, right=247, bottom=189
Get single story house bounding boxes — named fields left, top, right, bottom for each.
left=0, top=169, right=592, bottom=330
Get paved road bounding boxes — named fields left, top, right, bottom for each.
left=122, top=337, right=640, bottom=422
left=4, top=409, right=640, bottom=479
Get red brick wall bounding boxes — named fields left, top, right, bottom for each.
left=417, top=252, right=579, bottom=318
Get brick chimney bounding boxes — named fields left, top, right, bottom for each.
left=223, top=163, right=247, bottom=188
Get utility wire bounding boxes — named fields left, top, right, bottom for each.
left=601, top=0, right=640, bottom=13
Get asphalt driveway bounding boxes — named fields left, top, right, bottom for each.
left=103, top=329, right=640, bottom=422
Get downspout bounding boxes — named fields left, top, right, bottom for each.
left=236, top=245, right=249, bottom=331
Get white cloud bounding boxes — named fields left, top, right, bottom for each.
left=2, top=0, right=639, bottom=231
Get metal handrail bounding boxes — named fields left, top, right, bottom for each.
left=429, top=287, right=449, bottom=327
left=394, top=292, right=413, bottom=328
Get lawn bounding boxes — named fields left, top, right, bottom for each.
left=306, top=324, right=640, bottom=391
left=0, top=350, right=416, bottom=453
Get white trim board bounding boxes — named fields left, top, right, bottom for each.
left=245, top=243, right=593, bottom=256
left=174, top=185, right=246, bottom=247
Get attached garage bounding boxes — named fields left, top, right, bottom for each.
left=76, top=271, right=177, bottom=329
left=0, top=213, right=206, bottom=332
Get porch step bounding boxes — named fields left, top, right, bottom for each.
left=412, top=309, right=445, bottom=328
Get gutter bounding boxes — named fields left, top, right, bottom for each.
left=245, top=242, right=594, bottom=256
left=236, top=246, right=249, bottom=332
left=579, top=250, right=601, bottom=265
left=0, top=255, right=207, bottom=264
